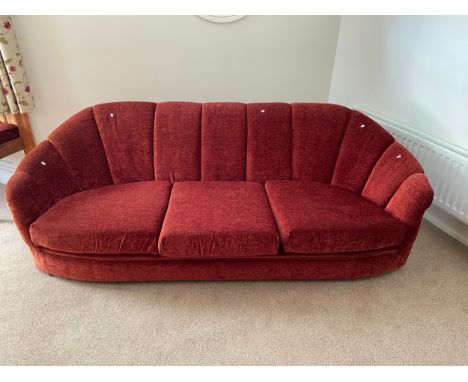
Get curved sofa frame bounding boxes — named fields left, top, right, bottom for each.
left=5, top=102, right=434, bottom=282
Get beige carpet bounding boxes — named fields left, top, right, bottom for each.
left=0, top=183, right=467, bottom=366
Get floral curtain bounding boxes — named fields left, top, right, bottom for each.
left=0, top=15, right=34, bottom=114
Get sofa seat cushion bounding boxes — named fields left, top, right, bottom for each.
left=30, top=181, right=171, bottom=255
left=265, top=181, right=406, bottom=254
left=158, top=181, right=280, bottom=258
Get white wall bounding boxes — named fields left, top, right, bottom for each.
left=12, top=15, right=340, bottom=147
left=7, top=16, right=468, bottom=165
left=329, top=16, right=468, bottom=150
left=329, top=16, right=468, bottom=244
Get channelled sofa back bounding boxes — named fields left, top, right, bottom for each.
left=46, top=101, right=423, bottom=188
left=52, top=101, right=410, bottom=186
left=6, top=101, right=433, bottom=251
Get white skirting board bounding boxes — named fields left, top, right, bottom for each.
left=424, top=205, right=468, bottom=247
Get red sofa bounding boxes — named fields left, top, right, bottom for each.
left=5, top=102, right=434, bottom=282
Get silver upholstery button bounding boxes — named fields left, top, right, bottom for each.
left=360, top=124, right=365, bottom=128
left=260, top=109, right=265, bottom=113
left=40, top=161, right=46, bottom=166
left=109, top=113, right=114, bottom=118
left=396, top=154, right=402, bottom=159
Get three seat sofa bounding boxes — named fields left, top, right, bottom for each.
left=5, top=102, right=434, bottom=282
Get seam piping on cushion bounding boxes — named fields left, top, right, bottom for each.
left=360, top=140, right=400, bottom=199
left=200, top=103, right=206, bottom=181
left=245, top=103, right=251, bottom=182
left=383, top=171, right=425, bottom=211
left=157, top=182, right=176, bottom=254
left=329, top=106, right=352, bottom=185
left=197, top=103, right=202, bottom=181
left=148, top=102, right=156, bottom=181
left=243, top=103, right=248, bottom=181
left=282, top=102, right=293, bottom=182
left=92, top=105, right=116, bottom=185
left=242, top=102, right=247, bottom=182
left=290, top=103, right=299, bottom=181
left=153, top=102, right=158, bottom=181
left=45, top=139, right=81, bottom=192
left=288, top=103, right=293, bottom=181
left=359, top=139, right=396, bottom=195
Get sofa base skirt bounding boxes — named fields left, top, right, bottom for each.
left=30, top=246, right=408, bottom=282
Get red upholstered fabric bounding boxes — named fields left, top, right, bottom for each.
left=362, top=142, right=424, bottom=207
left=31, top=245, right=403, bottom=282
left=0, top=122, right=20, bottom=144
left=265, top=181, right=406, bottom=254
left=6, top=141, right=79, bottom=245
left=154, top=102, right=201, bottom=182
left=6, top=102, right=433, bottom=282
left=93, top=102, right=156, bottom=184
left=30, top=181, right=171, bottom=255
left=386, top=173, right=434, bottom=266
left=5, top=172, right=36, bottom=245
left=246, top=103, right=292, bottom=183
left=292, top=103, right=350, bottom=182
left=332, top=111, right=395, bottom=192
left=386, top=173, right=434, bottom=229
left=48, top=107, right=113, bottom=191
left=16, top=141, right=79, bottom=199
left=201, top=102, right=247, bottom=181
left=159, top=181, right=279, bottom=258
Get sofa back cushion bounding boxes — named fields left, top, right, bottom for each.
left=332, top=111, right=395, bottom=192
left=292, top=103, right=350, bottom=182
left=154, top=102, right=202, bottom=182
left=48, top=102, right=407, bottom=188
left=246, top=103, right=292, bottom=183
left=201, top=102, right=247, bottom=181
left=14, top=141, right=79, bottom=232
left=94, top=102, right=156, bottom=184
left=48, top=107, right=113, bottom=191
left=362, top=142, right=423, bottom=207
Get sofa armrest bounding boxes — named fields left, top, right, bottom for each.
left=384, top=172, right=433, bottom=268
left=359, top=141, right=433, bottom=265
left=385, top=172, right=434, bottom=230
left=5, top=140, right=79, bottom=246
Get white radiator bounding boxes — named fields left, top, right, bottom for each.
left=356, top=106, right=468, bottom=226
